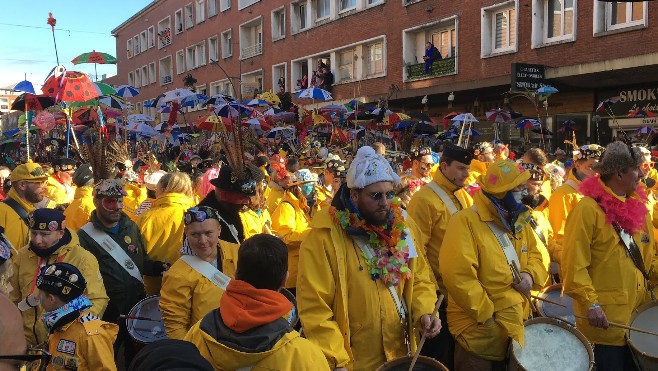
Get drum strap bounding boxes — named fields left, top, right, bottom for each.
left=529, top=217, right=547, bottom=247
left=81, top=223, right=143, bottom=283
left=180, top=255, right=230, bottom=291
left=612, top=223, right=656, bottom=301
left=471, top=206, right=521, bottom=280
left=426, top=181, right=460, bottom=215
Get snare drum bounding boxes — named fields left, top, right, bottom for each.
left=126, top=295, right=167, bottom=353
left=627, top=301, right=658, bottom=371
left=509, top=317, right=594, bottom=371
left=280, top=288, right=299, bottom=328
left=536, top=284, right=575, bottom=324
left=376, top=355, right=448, bottom=371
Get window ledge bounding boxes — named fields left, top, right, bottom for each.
left=222, top=54, right=233, bottom=59
left=532, top=37, right=575, bottom=49
left=272, top=36, right=285, bottom=42
left=594, top=23, right=647, bottom=38
left=339, top=8, right=357, bottom=17
left=481, top=48, right=516, bottom=59
left=334, top=73, right=386, bottom=86
left=403, top=0, right=424, bottom=6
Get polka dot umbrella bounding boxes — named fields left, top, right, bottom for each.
left=42, top=70, right=100, bottom=103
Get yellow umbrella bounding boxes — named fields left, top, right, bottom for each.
left=259, top=91, right=281, bottom=106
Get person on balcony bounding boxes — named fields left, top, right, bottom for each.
left=423, top=42, right=442, bottom=74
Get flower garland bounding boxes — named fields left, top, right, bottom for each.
left=330, top=201, right=412, bottom=286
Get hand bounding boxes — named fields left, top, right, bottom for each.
left=419, top=314, right=442, bottom=339
left=512, top=272, right=533, bottom=295
left=588, top=306, right=609, bottom=329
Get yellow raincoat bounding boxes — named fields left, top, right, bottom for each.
left=63, top=186, right=96, bottom=232
left=297, top=208, right=437, bottom=370
left=271, top=191, right=311, bottom=288
left=529, top=209, right=554, bottom=291
left=0, top=188, right=38, bottom=248
left=45, top=175, right=75, bottom=205
left=46, top=310, right=118, bottom=371
left=266, top=182, right=285, bottom=215
left=439, top=191, right=548, bottom=361
left=219, top=239, right=239, bottom=279
left=407, top=168, right=473, bottom=293
left=9, top=230, right=109, bottom=346
left=548, top=170, right=582, bottom=266
left=313, top=184, right=334, bottom=217
left=159, top=257, right=225, bottom=340
left=240, top=208, right=272, bottom=238
left=465, top=159, right=489, bottom=186
left=123, top=183, right=147, bottom=221
left=562, top=180, right=658, bottom=346
left=137, top=192, right=195, bottom=295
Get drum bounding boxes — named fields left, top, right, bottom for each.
left=509, top=317, right=594, bottom=371
left=126, top=295, right=167, bottom=353
left=536, top=284, right=575, bottom=324
left=280, top=288, right=299, bottom=328
left=627, top=301, right=658, bottom=371
left=376, top=355, right=448, bottom=370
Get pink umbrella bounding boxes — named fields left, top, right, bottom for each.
left=485, top=108, right=511, bottom=123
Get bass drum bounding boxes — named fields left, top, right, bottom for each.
left=376, top=355, right=448, bottom=371
left=627, top=301, right=658, bottom=371
left=126, top=295, right=167, bottom=353
left=535, top=284, right=575, bottom=325
left=280, top=288, right=299, bottom=328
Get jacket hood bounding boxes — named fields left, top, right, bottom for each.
left=220, top=280, right=292, bottom=333
left=433, top=166, right=462, bottom=192
left=153, top=192, right=195, bottom=208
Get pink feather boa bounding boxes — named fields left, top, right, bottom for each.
left=578, top=176, right=649, bottom=233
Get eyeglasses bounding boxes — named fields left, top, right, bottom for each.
left=0, top=348, right=51, bottom=371
left=366, top=190, right=395, bottom=201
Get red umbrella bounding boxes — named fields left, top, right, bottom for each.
left=196, top=114, right=232, bottom=131
left=72, top=108, right=100, bottom=124
left=626, top=109, right=656, bottom=118
left=596, top=96, right=620, bottom=113
left=42, top=71, right=100, bottom=102
left=443, top=111, right=461, bottom=130
left=485, top=108, right=512, bottom=123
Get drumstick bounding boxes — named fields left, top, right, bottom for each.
left=408, top=294, right=444, bottom=371
left=511, top=263, right=538, bottom=314
left=572, top=314, right=658, bottom=337
left=531, top=295, right=568, bottom=308
left=120, top=314, right=161, bottom=322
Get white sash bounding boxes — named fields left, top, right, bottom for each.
left=180, top=255, right=231, bottom=291
left=565, top=179, right=579, bottom=191
left=426, top=181, right=459, bottom=215
left=81, top=223, right=143, bottom=283
left=470, top=206, right=520, bottom=278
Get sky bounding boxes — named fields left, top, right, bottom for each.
left=0, top=0, right=153, bottom=91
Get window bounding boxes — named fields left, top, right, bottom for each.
left=209, top=35, right=219, bottom=62
left=545, top=0, right=574, bottom=40
left=142, top=66, right=149, bottom=86
left=159, top=56, right=173, bottom=85
left=239, top=18, right=263, bottom=59
left=222, top=29, right=233, bottom=58
left=272, top=64, right=287, bottom=92
left=158, top=17, right=172, bottom=48
left=184, top=3, right=195, bottom=29
left=175, top=9, right=183, bottom=34
left=210, top=80, right=232, bottom=96
left=292, top=60, right=309, bottom=91
left=128, top=71, right=134, bottom=86
left=148, top=26, right=155, bottom=48
left=134, top=69, right=142, bottom=88
left=367, top=0, right=383, bottom=5
left=272, top=8, right=286, bottom=40
left=176, top=50, right=185, bottom=74
left=196, top=0, right=206, bottom=23
left=431, top=27, right=456, bottom=58
left=292, top=2, right=308, bottom=32
left=238, top=0, right=260, bottom=10
left=317, top=0, right=330, bottom=19
left=187, top=42, right=206, bottom=70
left=136, top=102, right=143, bottom=114
left=340, top=0, right=356, bottom=11
left=127, top=39, right=133, bottom=58
left=366, top=43, right=383, bottom=75
left=339, top=49, right=354, bottom=82
left=149, top=63, right=156, bottom=84
left=140, top=31, right=147, bottom=52
left=494, top=8, right=515, bottom=50
left=133, top=36, right=140, bottom=55
left=220, top=0, right=231, bottom=11
left=208, top=0, right=218, bottom=16
left=481, top=2, right=517, bottom=57
left=608, top=2, right=645, bottom=30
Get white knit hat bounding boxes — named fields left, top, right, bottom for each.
left=346, top=146, right=401, bottom=189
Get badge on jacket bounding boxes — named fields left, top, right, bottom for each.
left=57, top=339, right=76, bottom=355
left=125, top=259, right=135, bottom=270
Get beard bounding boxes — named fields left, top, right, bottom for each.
left=357, top=200, right=390, bottom=226
left=25, top=187, right=43, bottom=203
left=521, top=193, right=544, bottom=209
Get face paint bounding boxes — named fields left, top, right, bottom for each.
left=511, top=191, right=524, bottom=204
left=101, top=197, right=123, bottom=211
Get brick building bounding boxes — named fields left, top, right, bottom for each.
left=111, top=0, right=658, bottom=148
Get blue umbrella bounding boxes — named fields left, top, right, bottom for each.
left=213, top=102, right=254, bottom=118
left=180, top=93, right=209, bottom=108
left=243, top=98, right=272, bottom=107
left=516, top=118, right=541, bottom=129
left=536, top=85, right=558, bottom=95
left=296, top=87, right=333, bottom=101
left=13, top=80, right=35, bottom=94
left=115, top=85, right=140, bottom=98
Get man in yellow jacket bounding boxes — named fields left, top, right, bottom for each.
left=185, top=234, right=330, bottom=370
left=160, top=206, right=226, bottom=340
left=9, top=208, right=108, bottom=346
left=0, top=162, right=49, bottom=248
left=406, top=142, right=473, bottom=369
left=46, top=157, right=76, bottom=206
left=464, top=142, right=495, bottom=186
left=297, top=146, right=440, bottom=371
left=548, top=144, right=603, bottom=269
left=38, top=262, right=118, bottom=371
left=440, top=160, right=549, bottom=369
left=63, top=164, right=96, bottom=232
left=563, top=142, right=658, bottom=371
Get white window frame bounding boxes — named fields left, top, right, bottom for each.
left=159, top=55, right=173, bottom=86
left=140, top=31, right=147, bottom=52
left=544, top=0, right=575, bottom=42
left=338, top=49, right=355, bottom=82
left=402, top=16, right=458, bottom=81
left=272, top=7, right=286, bottom=41
left=157, top=16, right=172, bottom=49
left=339, top=0, right=357, bottom=13
left=530, top=0, right=576, bottom=48
left=148, top=62, right=156, bottom=84
left=208, top=35, right=220, bottom=63
left=291, top=1, right=309, bottom=33
left=238, top=0, right=260, bottom=10
left=128, top=71, right=134, bottom=87
left=481, top=1, right=518, bottom=58
left=196, top=0, right=206, bottom=23
left=239, top=17, right=263, bottom=60
left=607, top=1, right=646, bottom=31
left=175, top=9, right=184, bottom=34
left=141, top=65, right=149, bottom=86
left=127, top=39, right=133, bottom=58
left=184, top=3, right=195, bottom=29
left=134, top=69, right=142, bottom=88
left=220, top=0, right=231, bottom=12
left=272, top=63, right=287, bottom=92
left=316, top=0, right=331, bottom=20
left=593, top=1, right=647, bottom=36
left=147, top=26, right=155, bottom=49
left=367, top=0, right=384, bottom=6
left=186, top=43, right=206, bottom=70
left=365, top=42, right=384, bottom=76
left=133, top=35, right=140, bottom=55
left=208, top=0, right=218, bottom=17
left=222, top=29, right=233, bottom=58
left=176, top=50, right=186, bottom=74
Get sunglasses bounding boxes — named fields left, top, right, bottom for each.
left=184, top=207, right=219, bottom=225
left=366, top=190, right=395, bottom=201
left=0, top=348, right=51, bottom=371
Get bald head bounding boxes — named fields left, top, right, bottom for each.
left=0, top=294, right=27, bottom=370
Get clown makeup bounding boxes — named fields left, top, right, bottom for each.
left=101, top=197, right=123, bottom=212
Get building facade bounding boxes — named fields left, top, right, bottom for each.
left=111, top=0, right=658, bottom=148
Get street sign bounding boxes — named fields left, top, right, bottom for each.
left=511, top=63, right=546, bottom=91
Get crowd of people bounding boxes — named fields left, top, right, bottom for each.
left=0, top=135, right=656, bottom=371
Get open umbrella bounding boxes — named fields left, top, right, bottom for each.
left=637, top=126, right=656, bottom=134
left=536, top=85, right=559, bottom=96
left=258, top=91, right=281, bottom=106
left=371, top=108, right=394, bottom=116
left=115, top=85, right=140, bottom=98
left=128, top=114, right=155, bottom=122
left=383, top=113, right=411, bottom=126
left=153, top=89, right=196, bottom=106
left=11, top=93, right=56, bottom=111
left=516, top=118, right=541, bottom=129
left=213, top=102, right=254, bottom=118
left=296, top=87, right=333, bottom=101
left=180, top=94, right=209, bottom=108
left=627, top=109, right=656, bottom=118
left=13, top=80, right=36, bottom=94
left=486, top=108, right=512, bottom=123
left=206, top=94, right=235, bottom=105
left=596, top=96, right=620, bottom=113
left=98, top=95, right=126, bottom=110
left=71, top=50, right=118, bottom=81
left=243, top=98, right=272, bottom=107
left=196, top=114, right=232, bottom=131
left=42, top=71, right=100, bottom=102
left=94, top=82, right=117, bottom=96
left=125, top=121, right=158, bottom=136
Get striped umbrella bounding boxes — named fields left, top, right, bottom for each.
left=115, top=85, right=140, bottom=98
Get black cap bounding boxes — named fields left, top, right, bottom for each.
left=52, top=157, right=77, bottom=172
left=36, top=262, right=86, bottom=302
left=442, top=143, right=473, bottom=165
left=210, top=164, right=265, bottom=196
left=29, top=208, right=66, bottom=231
left=72, top=164, right=93, bottom=187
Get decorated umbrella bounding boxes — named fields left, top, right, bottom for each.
left=115, top=85, right=140, bottom=98
left=128, top=114, right=155, bottom=122
left=180, top=94, right=209, bottom=108
left=408, top=111, right=433, bottom=123
left=10, top=93, right=56, bottom=111
left=596, top=96, right=620, bottom=113
left=258, top=91, right=281, bottom=106
left=516, top=118, right=541, bottom=129
left=452, top=113, right=478, bottom=147
left=370, top=108, right=394, bottom=116
left=98, top=95, right=126, bottom=110
left=627, top=109, right=656, bottom=118
left=243, top=98, right=272, bottom=107
left=206, top=94, right=235, bottom=105
left=382, top=112, right=411, bottom=126
left=486, top=108, right=512, bottom=142
left=266, top=126, right=296, bottom=139
left=637, top=126, right=656, bottom=135
left=42, top=70, right=100, bottom=102
left=158, top=106, right=184, bottom=114
left=392, top=121, right=437, bottom=134
left=71, top=50, right=118, bottom=81
left=320, top=104, right=350, bottom=114
left=295, top=87, right=333, bottom=101
left=536, top=85, right=559, bottom=97
left=244, top=118, right=270, bottom=130
left=213, top=102, right=254, bottom=118
left=94, top=82, right=117, bottom=96
left=72, top=108, right=101, bottom=124
left=125, top=121, right=158, bottom=136
left=443, top=111, right=461, bottom=130
left=196, top=114, right=232, bottom=131
left=152, top=88, right=197, bottom=106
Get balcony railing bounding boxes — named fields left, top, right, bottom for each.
left=406, top=56, right=456, bottom=81
left=161, top=75, right=173, bottom=85
left=158, top=28, right=172, bottom=48
left=240, top=43, right=262, bottom=59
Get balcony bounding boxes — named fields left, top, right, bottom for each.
left=158, top=28, right=172, bottom=48
left=161, top=75, right=173, bottom=85
left=240, top=43, right=262, bottom=59
left=406, top=56, right=455, bottom=81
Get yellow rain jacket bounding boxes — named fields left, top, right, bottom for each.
left=562, top=180, right=658, bottom=346
left=266, top=182, right=285, bottom=215
left=137, top=192, right=195, bottom=295
left=123, top=183, right=147, bottom=221
left=439, top=191, right=548, bottom=361
left=0, top=188, right=37, bottom=248
left=219, top=239, right=239, bottom=279
left=9, top=230, right=109, bottom=346
left=240, top=208, right=272, bottom=238
left=529, top=208, right=554, bottom=291
left=548, top=170, right=583, bottom=266
left=313, top=185, right=334, bottom=218
left=159, top=257, right=225, bottom=340
left=271, top=191, right=311, bottom=288
left=465, top=159, right=489, bottom=186
left=63, top=186, right=95, bottom=232
left=407, top=168, right=473, bottom=293
left=46, top=175, right=75, bottom=205
left=46, top=310, right=118, bottom=371
left=297, top=208, right=437, bottom=370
